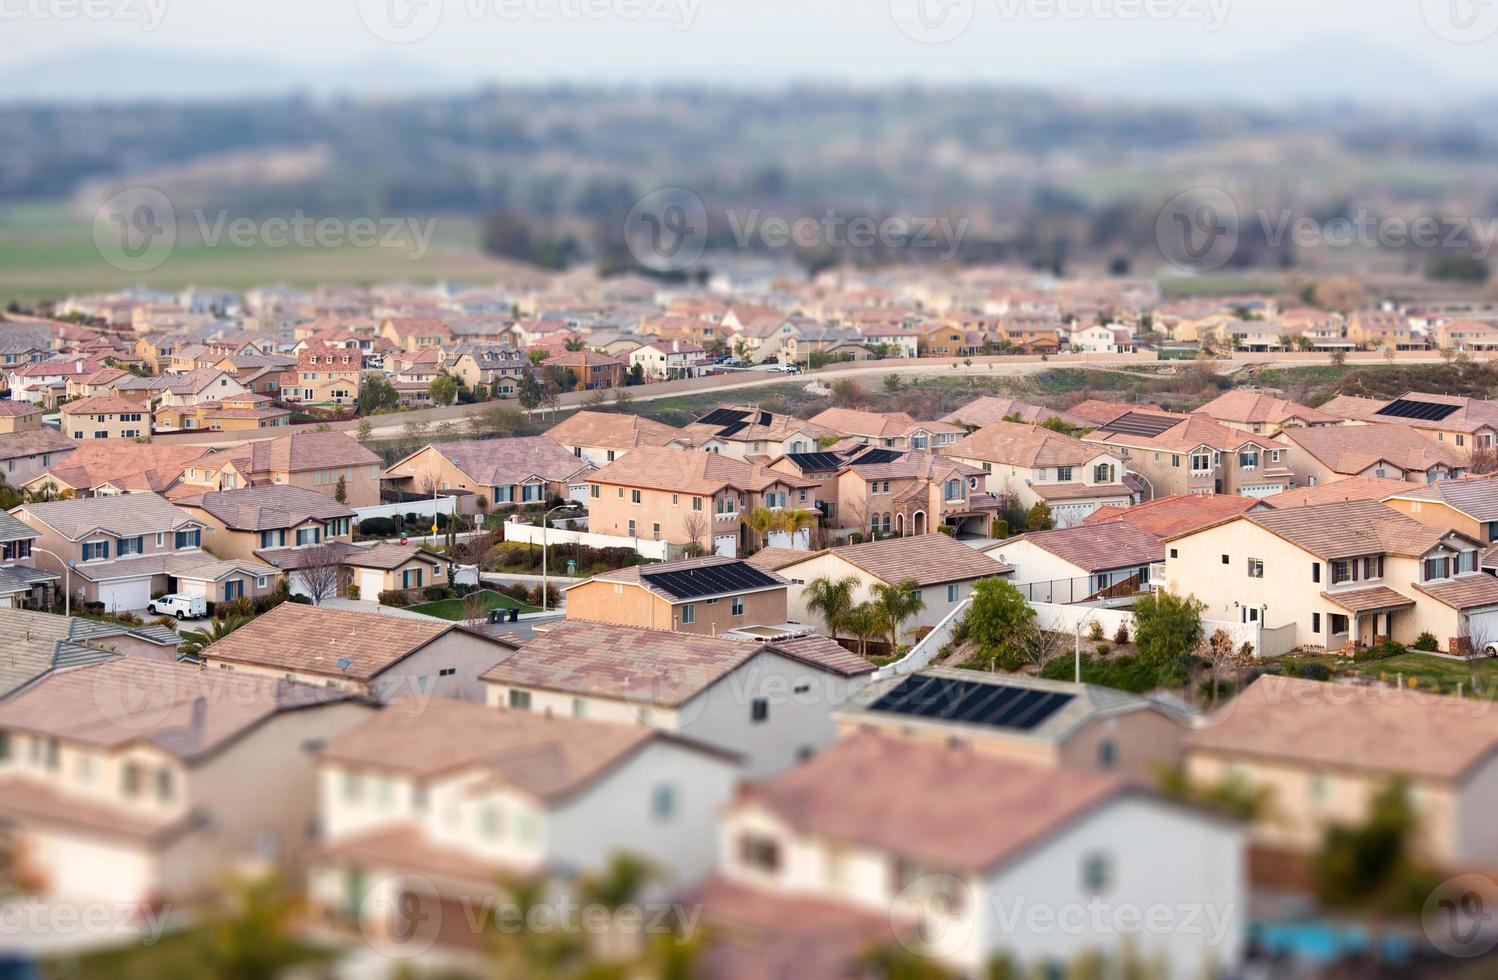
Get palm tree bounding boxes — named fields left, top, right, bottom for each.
left=192, top=873, right=329, bottom=980
left=740, top=507, right=783, bottom=553
left=778, top=508, right=818, bottom=549
left=577, top=852, right=660, bottom=911
left=805, top=575, right=859, bottom=639
left=177, top=615, right=251, bottom=658
left=870, top=579, right=926, bottom=655
left=844, top=602, right=881, bottom=659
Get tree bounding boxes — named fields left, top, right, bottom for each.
left=1131, top=590, right=1204, bottom=672
left=471, top=402, right=524, bottom=438
left=831, top=378, right=867, bottom=407
left=627, top=362, right=646, bottom=386
left=805, top=575, right=859, bottom=638
left=1025, top=500, right=1054, bottom=531
left=843, top=602, right=882, bottom=658
left=779, top=508, right=817, bottom=548
left=428, top=373, right=459, bottom=406
left=883, top=373, right=902, bottom=393
left=963, top=577, right=1036, bottom=671
left=682, top=512, right=709, bottom=557
left=333, top=475, right=347, bottom=504
left=518, top=371, right=546, bottom=411
left=741, top=507, right=783, bottom=552
left=298, top=545, right=344, bottom=606
left=869, top=579, right=925, bottom=653
left=190, top=874, right=326, bottom=980
left=357, top=374, right=399, bottom=414
left=577, top=852, right=659, bottom=912
left=178, top=615, right=252, bottom=658
left=1312, top=777, right=1438, bottom=915
left=355, top=416, right=373, bottom=443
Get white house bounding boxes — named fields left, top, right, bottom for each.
left=629, top=339, right=710, bottom=380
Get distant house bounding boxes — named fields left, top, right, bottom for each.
left=173, top=430, right=384, bottom=508
left=0, top=428, right=78, bottom=485
left=544, top=410, right=692, bottom=466
left=382, top=436, right=592, bottom=511
left=59, top=396, right=150, bottom=441
left=947, top=420, right=1133, bottom=525
left=1194, top=390, right=1342, bottom=435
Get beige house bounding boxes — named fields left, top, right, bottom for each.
left=1084, top=412, right=1293, bottom=500
left=1318, top=391, right=1498, bottom=454
left=683, top=405, right=836, bottom=460
left=1273, top=423, right=1469, bottom=487
left=808, top=407, right=965, bottom=452
left=1193, top=390, right=1342, bottom=435
left=1384, top=476, right=1498, bottom=546
left=1157, top=499, right=1498, bottom=652
left=946, top=420, right=1133, bottom=526
left=564, top=555, right=790, bottom=634
left=171, top=430, right=383, bottom=508
left=819, top=450, right=992, bottom=538
left=382, top=437, right=591, bottom=512
left=59, top=395, right=150, bottom=442
left=1189, top=675, right=1498, bottom=867
left=0, top=400, right=45, bottom=434
left=174, top=485, right=356, bottom=561
left=0, top=656, right=374, bottom=905
left=544, top=410, right=692, bottom=467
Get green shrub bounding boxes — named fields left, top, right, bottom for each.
left=1414, top=632, right=1440, bottom=652
left=1096, top=643, right=1111, bottom=656
left=358, top=517, right=398, bottom=537
left=1298, top=662, right=1332, bottom=681
left=1354, top=641, right=1405, bottom=663
left=379, top=590, right=412, bottom=607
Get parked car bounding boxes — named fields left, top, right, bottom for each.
left=147, top=593, right=208, bottom=620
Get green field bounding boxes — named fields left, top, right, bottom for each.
left=407, top=589, right=540, bottom=620
left=1276, top=652, right=1498, bottom=697
left=0, top=202, right=527, bottom=305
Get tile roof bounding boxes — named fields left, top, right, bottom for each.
left=0, top=775, right=193, bottom=845
left=175, top=485, right=355, bottom=530
left=793, top=534, right=1013, bottom=586
left=947, top=420, right=1110, bottom=468
left=1194, top=390, right=1341, bottom=426
left=744, top=547, right=808, bottom=572
left=405, top=436, right=590, bottom=486
left=28, top=442, right=212, bottom=494
left=221, top=429, right=380, bottom=474
left=1320, top=586, right=1417, bottom=613
left=1413, top=574, right=1498, bottom=610
left=342, top=543, right=444, bottom=570
left=1081, top=493, right=1264, bottom=537
left=0, top=654, right=358, bottom=761
left=738, top=731, right=1127, bottom=871
left=684, top=405, right=837, bottom=445
left=1232, top=499, right=1454, bottom=560
left=0, top=401, right=43, bottom=418
left=0, top=427, right=81, bottom=462
left=1387, top=476, right=1498, bottom=522
left=995, top=520, right=1165, bottom=572
left=842, top=449, right=984, bottom=482
left=200, top=602, right=489, bottom=680
left=1192, top=675, right=1498, bottom=782
left=545, top=411, right=691, bottom=451
left=807, top=407, right=963, bottom=441
left=938, top=396, right=1090, bottom=430
left=16, top=493, right=199, bottom=539
left=0, top=607, right=130, bottom=699
left=1276, top=424, right=1468, bottom=476
left=1259, top=475, right=1414, bottom=509
left=1064, top=399, right=1164, bottom=426
left=591, top=446, right=816, bottom=495
left=1088, top=413, right=1262, bottom=453
left=59, top=395, right=146, bottom=416
left=1030, top=481, right=1134, bottom=502
left=587, top=555, right=788, bottom=602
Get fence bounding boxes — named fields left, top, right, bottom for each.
left=354, top=497, right=459, bottom=524
left=1015, top=574, right=1147, bottom=606
left=499, top=521, right=675, bottom=561
left=875, top=598, right=970, bottom=680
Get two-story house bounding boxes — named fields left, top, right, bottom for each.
left=1084, top=412, right=1293, bottom=500
left=446, top=344, right=529, bottom=397
left=1318, top=391, right=1498, bottom=454
left=683, top=406, right=836, bottom=460
left=1347, top=308, right=1416, bottom=350
left=826, top=450, right=992, bottom=538
left=629, top=339, right=710, bottom=380
left=0, top=654, right=374, bottom=904
left=1273, top=423, right=1469, bottom=487
left=544, top=411, right=692, bottom=467
left=480, top=620, right=874, bottom=778
left=59, top=396, right=150, bottom=442
left=0, top=425, right=86, bottom=486
left=174, top=485, right=356, bottom=562
left=808, top=407, right=965, bottom=452
left=154, top=392, right=291, bottom=434
left=946, top=420, right=1133, bottom=526
left=0, top=511, right=59, bottom=609
left=173, top=430, right=384, bottom=508
left=587, top=447, right=818, bottom=557
left=308, top=697, right=738, bottom=949
left=1193, top=390, right=1342, bottom=435
left=383, top=436, right=592, bottom=512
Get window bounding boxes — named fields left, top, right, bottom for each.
left=508, top=689, right=532, bottom=710
left=681, top=604, right=696, bottom=624
left=156, top=767, right=174, bottom=802
left=1312, top=612, right=1321, bottom=634
left=260, top=529, right=287, bottom=548
left=175, top=529, right=201, bottom=549
left=740, top=834, right=781, bottom=872
left=1171, top=455, right=1180, bottom=468
left=1081, top=853, right=1112, bottom=894
left=402, top=568, right=424, bottom=589
left=1056, top=466, right=1073, bottom=482
left=571, top=698, right=587, bottom=717
left=627, top=520, right=637, bottom=537
left=589, top=484, right=600, bottom=499
left=944, top=478, right=962, bottom=501
left=479, top=806, right=503, bottom=840
left=122, top=761, right=142, bottom=797
left=731, top=596, right=745, bottom=616
left=651, top=784, right=677, bottom=822
left=1247, top=558, right=1264, bottom=578
left=1221, top=554, right=1229, bottom=565
left=82, top=540, right=109, bottom=561
left=692, top=496, right=703, bottom=511
left=224, top=580, right=244, bottom=601
left=521, top=484, right=543, bottom=503
left=1191, top=452, right=1212, bottom=473
left=631, top=489, right=642, bottom=504
left=947, top=584, right=959, bottom=602
left=1424, top=556, right=1451, bottom=582
left=751, top=697, right=769, bottom=723
left=1238, top=450, right=1259, bottom=469
left=295, top=526, right=321, bottom=546
left=1312, top=562, right=1321, bottom=583
left=1097, top=740, right=1117, bottom=769
left=1093, top=463, right=1113, bottom=483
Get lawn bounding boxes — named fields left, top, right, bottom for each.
left=1272, top=651, right=1498, bottom=697
left=407, top=589, right=539, bottom=620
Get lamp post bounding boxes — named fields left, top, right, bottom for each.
left=32, top=547, right=72, bottom=618
left=540, top=503, right=581, bottom=612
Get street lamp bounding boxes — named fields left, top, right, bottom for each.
left=32, top=547, right=73, bottom=618
left=541, top=502, right=582, bottom=612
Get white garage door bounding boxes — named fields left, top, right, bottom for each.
left=714, top=534, right=738, bottom=558
left=96, top=578, right=152, bottom=613
left=1239, top=484, right=1282, bottom=499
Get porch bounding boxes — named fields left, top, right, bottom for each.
left=1321, top=586, right=1416, bottom=652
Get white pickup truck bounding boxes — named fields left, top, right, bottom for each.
left=147, top=593, right=208, bottom=620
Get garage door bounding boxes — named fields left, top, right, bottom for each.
left=714, top=534, right=738, bottom=558
left=1239, top=484, right=1282, bottom=499
left=97, top=578, right=152, bottom=613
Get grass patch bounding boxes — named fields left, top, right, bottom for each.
left=43, top=929, right=333, bottom=980
left=1269, top=651, right=1498, bottom=697
left=407, top=589, right=539, bottom=620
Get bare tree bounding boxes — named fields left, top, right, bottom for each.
left=1470, top=445, right=1498, bottom=476
left=1200, top=627, right=1240, bottom=709
left=1460, top=616, right=1495, bottom=696
left=459, top=590, right=487, bottom=625
left=299, top=545, right=343, bottom=606
left=682, top=512, right=709, bottom=557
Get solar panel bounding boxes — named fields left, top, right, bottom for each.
left=716, top=421, right=748, bottom=438
left=786, top=452, right=845, bottom=472
left=698, top=408, right=749, bottom=427
left=868, top=674, right=1075, bottom=732
left=645, top=562, right=782, bottom=600
left=1375, top=398, right=1461, bottom=422
left=848, top=447, right=904, bottom=465
left=1099, top=412, right=1180, bottom=437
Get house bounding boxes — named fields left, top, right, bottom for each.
left=153, top=393, right=291, bottom=433
left=1079, top=492, right=1267, bottom=535
left=544, top=410, right=692, bottom=467
left=1156, top=499, right=1498, bottom=652
left=0, top=608, right=182, bottom=700
left=939, top=396, right=1090, bottom=431
left=986, top=521, right=1165, bottom=603
left=8, top=358, right=106, bottom=405
left=12, top=492, right=283, bottom=611
left=0, top=428, right=79, bottom=485
left=1189, top=675, right=1498, bottom=867
left=1319, top=391, right=1498, bottom=453
left=694, top=732, right=1243, bottom=979
left=946, top=421, right=1133, bottom=526
left=684, top=405, right=836, bottom=459
left=22, top=442, right=215, bottom=498
left=251, top=541, right=444, bottom=601
left=1384, top=476, right=1498, bottom=545
left=196, top=601, right=519, bottom=702
left=174, top=485, right=356, bottom=562
left=174, top=430, right=384, bottom=507
left=1082, top=412, right=1293, bottom=500
left=825, top=450, right=994, bottom=538
left=808, top=407, right=964, bottom=452
left=546, top=350, right=626, bottom=389
left=0, top=400, right=45, bottom=434
left=292, top=340, right=361, bottom=406
left=1432, top=319, right=1498, bottom=351
left=629, top=339, right=710, bottom=380
left=0, top=510, right=59, bottom=610
left=155, top=368, right=249, bottom=409
left=1274, top=424, right=1469, bottom=486
left=1193, top=390, right=1342, bottom=435
left=756, top=534, right=1013, bottom=644
left=0, top=656, right=374, bottom=904
left=481, top=620, right=874, bottom=778
left=59, top=395, right=150, bottom=441
left=564, top=555, right=793, bottom=634
left=446, top=344, right=529, bottom=396
left=1069, top=322, right=1134, bottom=354
left=383, top=436, right=592, bottom=512
left=836, top=668, right=1191, bottom=783
left=587, top=447, right=818, bottom=557
left=380, top=315, right=451, bottom=351
left=1347, top=309, right=1416, bottom=350
left=917, top=321, right=969, bottom=357
left=308, top=697, right=739, bottom=946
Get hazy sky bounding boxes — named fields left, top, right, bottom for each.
left=5, top=0, right=1498, bottom=93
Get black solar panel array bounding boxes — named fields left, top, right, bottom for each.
left=698, top=408, right=750, bottom=427
left=1098, top=412, right=1180, bottom=438
left=1375, top=398, right=1461, bottom=422
left=716, top=421, right=748, bottom=438
left=786, top=452, right=845, bottom=472
left=644, top=562, right=782, bottom=600
left=868, top=674, right=1075, bottom=731
left=848, top=447, right=904, bottom=465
